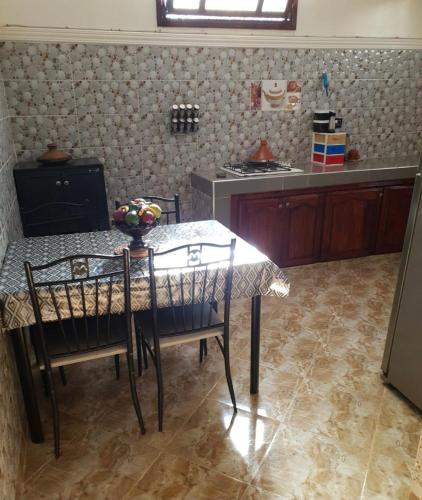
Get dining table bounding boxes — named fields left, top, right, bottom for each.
left=0, top=220, right=289, bottom=444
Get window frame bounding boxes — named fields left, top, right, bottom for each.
left=156, top=0, right=298, bottom=30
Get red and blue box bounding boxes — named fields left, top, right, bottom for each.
left=312, top=132, right=346, bottom=166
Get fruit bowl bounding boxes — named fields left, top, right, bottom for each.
left=113, top=198, right=162, bottom=258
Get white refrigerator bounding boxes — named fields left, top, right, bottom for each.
left=382, top=155, right=422, bottom=410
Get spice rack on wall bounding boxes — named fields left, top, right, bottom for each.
left=170, top=103, right=200, bottom=134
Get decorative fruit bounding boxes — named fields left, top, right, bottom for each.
left=137, top=205, right=148, bottom=217
left=119, top=204, right=130, bottom=213
left=113, top=209, right=126, bottom=223
left=141, top=209, right=156, bottom=225
left=148, top=203, right=162, bottom=219
left=125, top=210, right=139, bottom=225
left=132, top=198, right=146, bottom=205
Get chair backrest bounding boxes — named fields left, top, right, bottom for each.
left=115, top=194, right=181, bottom=224
left=24, top=250, right=132, bottom=368
left=147, top=239, right=236, bottom=337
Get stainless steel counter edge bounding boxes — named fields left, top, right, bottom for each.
left=191, top=158, right=419, bottom=199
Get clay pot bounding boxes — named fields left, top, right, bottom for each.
left=37, top=144, right=72, bottom=164
left=249, top=139, right=275, bottom=162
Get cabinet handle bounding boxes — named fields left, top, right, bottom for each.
left=379, top=192, right=383, bottom=197
left=278, top=203, right=283, bottom=209
left=285, top=201, right=290, bottom=207
left=63, top=180, right=70, bottom=186
left=55, top=180, right=62, bottom=187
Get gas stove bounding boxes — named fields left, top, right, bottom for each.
left=220, top=161, right=303, bottom=177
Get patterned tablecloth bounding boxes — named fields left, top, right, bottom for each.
left=0, top=221, right=289, bottom=331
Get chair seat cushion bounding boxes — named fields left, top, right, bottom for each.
left=136, top=303, right=223, bottom=340
left=30, top=314, right=128, bottom=361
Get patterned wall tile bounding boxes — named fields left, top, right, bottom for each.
left=0, top=157, right=18, bottom=222
left=139, top=80, right=197, bottom=114
left=0, top=118, right=15, bottom=166
left=416, top=107, right=422, bottom=131
left=250, top=48, right=304, bottom=81
left=100, top=145, right=143, bottom=178
left=0, top=82, right=9, bottom=120
left=70, top=43, right=138, bottom=80
left=0, top=41, right=72, bottom=80
left=11, top=115, right=79, bottom=151
left=138, top=46, right=198, bottom=80
left=74, top=80, right=139, bottom=114
left=143, top=143, right=198, bottom=201
left=197, top=47, right=254, bottom=81
left=5, top=80, right=75, bottom=116
left=415, top=52, right=422, bottom=78
left=197, top=80, right=250, bottom=112
left=78, top=113, right=142, bottom=147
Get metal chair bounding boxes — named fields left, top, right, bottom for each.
left=115, top=194, right=181, bottom=225
left=135, top=239, right=237, bottom=431
left=24, top=249, right=145, bottom=458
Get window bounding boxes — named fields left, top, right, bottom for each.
left=156, top=0, right=298, bottom=30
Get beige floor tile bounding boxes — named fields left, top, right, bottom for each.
left=241, top=484, right=285, bottom=499
left=208, top=358, right=301, bottom=422
left=253, top=426, right=366, bottom=499
left=167, top=398, right=280, bottom=483
left=22, top=464, right=136, bottom=500
left=286, top=384, right=379, bottom=449
left=126, top=452, right=248, bottom=499
left=238, top=327, right=321, bottom=376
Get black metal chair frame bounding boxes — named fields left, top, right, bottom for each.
left=24, top=249, right=145, bottom=458
left=136, top=239, right=237, bottom=431
left=115, top=194, right=181, bottom=225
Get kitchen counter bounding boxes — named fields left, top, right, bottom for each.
left=191, top=156, right=419, bottom=227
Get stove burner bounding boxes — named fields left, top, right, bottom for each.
left=221, top=161, right=303, bottom=177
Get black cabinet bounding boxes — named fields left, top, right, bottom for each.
left=14, top=158, right=110, bottom=237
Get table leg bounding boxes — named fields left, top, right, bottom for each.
left=250, top=295, right=261, bottom=394
left=11, top=328, right=44, bottom=443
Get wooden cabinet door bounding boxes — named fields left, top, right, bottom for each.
left=322, top=188, right=383, bottom=260
left=279, top=193, right=324, bottom=267
left=376, top=184, right=413, bottom=253
left=233, top=196, right=282, bottom=265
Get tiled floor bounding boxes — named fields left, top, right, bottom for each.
left=21, top=254, right=422, bottom=499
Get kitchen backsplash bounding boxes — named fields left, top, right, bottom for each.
left=0, top=42, right=421, bottom=219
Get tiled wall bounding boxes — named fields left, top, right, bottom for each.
left=0, top=42, right=421, bottom=220
left=0, top=72, right=25, bottom=499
